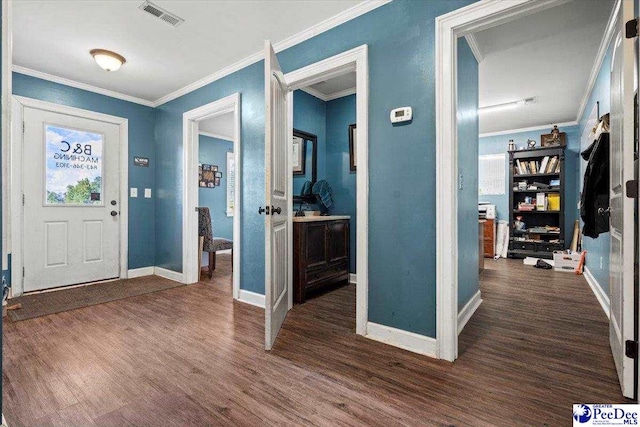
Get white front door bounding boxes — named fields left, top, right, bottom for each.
left=22, top=106, right=121, bottom=292
left=609, top=0, right=637, bottom=399
left=264, top=40, right=292, bottom=350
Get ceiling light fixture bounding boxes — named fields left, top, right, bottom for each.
left=479, top=97, right=536, bottom=115
left=90, top=49, right=126, bottom=72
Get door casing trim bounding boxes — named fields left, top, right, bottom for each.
left=10, top=95, right=129, bottom=296
left=182, top=93, right=242, bottom=300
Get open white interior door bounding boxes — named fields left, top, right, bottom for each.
left=609, top=0, right=637, bottom=399
left=264, top=40, right=292, bottom=350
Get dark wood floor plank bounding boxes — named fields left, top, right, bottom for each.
left=3, top=255, right=627, bottom=426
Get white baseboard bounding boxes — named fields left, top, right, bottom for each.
left=365, top=321, right=437, bottom=358
left=457, top=290, right=482, bottom=335
left=349, top=273, right=357, bottom=284
left=3, top=413, right=8, bottom=426
left=238, top=289, right=265, bottom=308
left=153, top=267, right=184, bottom=283
left=584, top=267, right=610, bottom=319
left=128, top=266, right=155, bottom=278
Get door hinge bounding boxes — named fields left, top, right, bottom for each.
left=22, top=121, right=25, bottom=134
left=625, top=340, right=638, bottom=359
left=22, top=267, right=25, bottom=277
left=626, top=180, right=639, bottom=199
left=22, top=194, right=25, bottom=205
left=626, top=18, right=639, bottom=38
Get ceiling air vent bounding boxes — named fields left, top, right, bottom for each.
left=139, top=1, right=185, bottom=27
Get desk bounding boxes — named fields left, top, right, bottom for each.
left=479, top=220, right=485, bottom=273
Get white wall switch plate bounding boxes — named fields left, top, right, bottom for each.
left=130, top=188, right=138, bottom=198
left=144, top=188, right=152, bottom=198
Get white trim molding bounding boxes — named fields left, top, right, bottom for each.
left=464, top=33, right=484, bottom=63
left=155, top=1, right=387, bottom=106
left=435, top=0, right=568, bottom=362
left=10, top=96, right=129, bottom=297
left=198, top=130, right=234, bottom=142
left=153, top=267, right=184, bottom=283
left=366, top=322, right=437, bottom=358
left=575, top=0, right=620, bottom=122
left=2, top=0, right=12, bottom=272
left=284, top=44, right=369, bottom=337
left=300, top=86, right=356, bottom=102
left=479, top=120, right=579, bottom=138
left=349, top=273, right=357, bottom=284
left=457, top=290, right=482, bottom=335
left=12, top=66, right=155, bottom=108
left=128, top=267, right=155, bottom=278
left=183, top=93, right=242, bottom=300
left=584, top=267, right=610, bottom=319
left=238, top=289, right=266, bottom=308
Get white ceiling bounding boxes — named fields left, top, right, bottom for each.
left=13, top=0, right=362, bottom=104
left=306, top=72, right=356, bottom=100
left=199, top=112, right=234, bottom=141
left=475, top=0, right=615, bottom=134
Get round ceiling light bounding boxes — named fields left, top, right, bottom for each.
left=90, top=49, right=126, bottom=72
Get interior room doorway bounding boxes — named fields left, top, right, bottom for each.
left=182, top=93, right=241, bottom=299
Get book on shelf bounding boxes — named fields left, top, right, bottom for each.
left=547, top=193, right=560, bottom=211
left=546, top=156, right=558, bottom=173
left=540, top=156, right=550, bottom=174
left=536, top=193, right=547, bottom=211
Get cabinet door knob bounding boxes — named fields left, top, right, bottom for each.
left=271, top=206, right=282, bottom=215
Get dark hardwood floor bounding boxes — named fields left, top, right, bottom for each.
left=3, top=256, right=627, bottom=426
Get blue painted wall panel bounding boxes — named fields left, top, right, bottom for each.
left=154, top=0, right=475, bottom=336
left=326, top=94, right=357, bottom=273
left=12, top=72, right=157, bottom=269
left=457, top=38, right=479, bottom=310
left=199, top=135, right=233, bottom=240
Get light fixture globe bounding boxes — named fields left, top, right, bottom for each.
left=90, top=49, right=126, bottom=72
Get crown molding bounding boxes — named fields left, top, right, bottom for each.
left=575, top=0, right=619, bottom=123
left=325, top=87, right=356, bottom=101
left=300, top=86, right=329, bottom=101
left=153, top=0, right=391, bottom=106
left=464, top=33, right=484, bottom=63
left=479, top=120, right=578, bottom=138
left=199, top=130, right=234, bottom=141
left=12, top=65, right=155, bottom=107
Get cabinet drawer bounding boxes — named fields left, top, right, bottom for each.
left=511, top=241, right=536, bottom=252
left=306, top=261, right=348, bottom=288
left=483, top=242, right=494, bottom=256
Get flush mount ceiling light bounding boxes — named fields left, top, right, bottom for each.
left=479, top=97, right=536, bottom=115
left=90, top=49, right=126, bottom=72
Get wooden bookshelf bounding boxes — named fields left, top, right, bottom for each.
left=508, top=146, right=566, bottom=259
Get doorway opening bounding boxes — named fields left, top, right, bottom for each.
left=182, top=93, right=241, bottom=300
left=437, top=0, right=637, bottom=400
left=264, top=44, right=369, bottom=349
left=10, top=96, right=129, bottom=296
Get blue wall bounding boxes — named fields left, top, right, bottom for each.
left=457, top=38, right=479, bottom=310
left=326, top=94, right=357, bottom=273
left=479, top=124, right=581, bottom=242
left=293, top=90, right=326, bottom=195
left=153, top=0, right=474, bottom=337
left=199, top=135, right=233, bottom=240
left=12, top=72, right=157, bottom=270
left=577, top=40, right=613, bottom=292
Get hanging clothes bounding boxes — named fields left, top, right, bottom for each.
left=580, top=132, right=609, bottom=238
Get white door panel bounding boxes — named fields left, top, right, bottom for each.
left=264, top=40, right=292, bottom=350
left=22, top=107, right=120, bottom=291
left=609, top=0, right=636, bottom=399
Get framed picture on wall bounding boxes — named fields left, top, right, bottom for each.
left=199, top=163, right=218, bottom=188
left=349, top=123, right=356, bottom=171
left=292, top=135, right=306, bottom=175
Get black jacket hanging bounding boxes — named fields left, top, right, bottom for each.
left=580, top=132, right=609, bottom=238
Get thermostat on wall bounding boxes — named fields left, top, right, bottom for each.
left=390, top=107, right=412, bottom=123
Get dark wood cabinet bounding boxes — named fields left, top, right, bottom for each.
left=293, top=218, right=350, bottom=304
left=482, top=218, right=495, bottom=258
